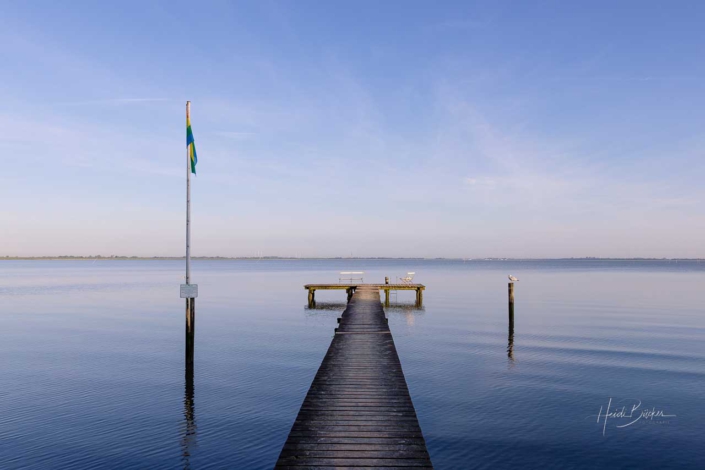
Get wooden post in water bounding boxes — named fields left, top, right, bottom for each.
left=185, top=299, right=195, bottom=365
left=508, top=285, right=514, bottom=360
left=415, top=287, right=423, bottom=307
left=508, top=282, right=515, bottom=305
left=308, top=288, right=315, bottom=308
left=508, top=282, right=515, bottom=359
left=384, top=277, right=390, bottom=307
left=182, top=319, right=197, bottom=465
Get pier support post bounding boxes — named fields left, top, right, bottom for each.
left=415, top=288, right=423, bottom=307
left=346, top=287, right=354, bottom=303
left=308, top=288, right=315, bottom=308
left=384, top=288, right=390, bottom=307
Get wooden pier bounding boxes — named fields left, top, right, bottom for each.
left=305, top=284, right=425, bottom=308
left=275, top=286, right=433, bottom=469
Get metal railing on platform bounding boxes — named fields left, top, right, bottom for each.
left=339, top=271, right=364, bottom=283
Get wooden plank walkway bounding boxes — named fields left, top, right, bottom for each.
left=275, top=285, right=433, bottom=469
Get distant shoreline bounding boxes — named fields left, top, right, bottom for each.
left=1, top=256, right=703, bottom=261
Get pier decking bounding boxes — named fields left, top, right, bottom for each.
left=275, top=286, right=433, bottom=469
left=305, top=283, right=425, bottom=308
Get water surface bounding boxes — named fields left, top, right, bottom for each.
left=1, top=259, right=703, bottom=469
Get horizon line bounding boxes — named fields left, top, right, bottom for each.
left=1, top=256, right=704, bottom=261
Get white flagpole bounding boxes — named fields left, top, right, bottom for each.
left=186, top=101, right=191, bottom=285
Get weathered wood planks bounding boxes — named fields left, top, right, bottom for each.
left=275, top=286, right=433, bottom=469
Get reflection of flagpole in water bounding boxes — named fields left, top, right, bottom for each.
left=181, top=346, right=197, bottom=468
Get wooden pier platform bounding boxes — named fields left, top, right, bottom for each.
left=305, top=283, right=425, bottom=308
left=275, top=286, right=433, bottom=469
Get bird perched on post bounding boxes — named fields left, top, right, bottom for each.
left=508, top=275, right=519, bottom=282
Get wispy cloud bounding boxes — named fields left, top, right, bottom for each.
left=52, top=98, right=171, bottom=106
left=550, top=75, right=698, bottom=82
left=428, top=80, right=705, bottom=220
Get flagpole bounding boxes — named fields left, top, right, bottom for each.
left=186, top=101, right=191, bottom=285
left=183, top=101, right=196, bottom=368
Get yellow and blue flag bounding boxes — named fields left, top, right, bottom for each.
left=187, top=115, right=198, bottom=174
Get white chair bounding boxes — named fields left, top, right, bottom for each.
left=397, top=272, right=415, bottom=284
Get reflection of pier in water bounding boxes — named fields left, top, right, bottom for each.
left=507, top=305, right=515, bottom=361
left=181, top=301, right=197, bottom=469
left=508, top=287, right=515, bottom=363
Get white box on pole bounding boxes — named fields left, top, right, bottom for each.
left=180, top=284, right=198, bottom=298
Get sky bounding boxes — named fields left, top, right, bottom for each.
left=2, top=1, right=705, bottom=258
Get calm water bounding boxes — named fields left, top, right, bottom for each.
left=1, top=259, right=704, bottom=469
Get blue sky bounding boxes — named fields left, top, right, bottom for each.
left=2, top=1, right=704, bottom=258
